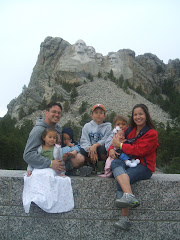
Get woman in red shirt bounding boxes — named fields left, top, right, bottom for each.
left=110, top=104, right=159, bottom=230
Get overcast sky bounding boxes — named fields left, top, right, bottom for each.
left=0, top=0, right=180, bottom=117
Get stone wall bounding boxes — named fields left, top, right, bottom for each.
left=0, top=170, right=179, bottom=240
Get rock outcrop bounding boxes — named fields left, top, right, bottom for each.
left=7, top=36, right=180, bottom=125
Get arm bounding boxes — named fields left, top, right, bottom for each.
left=107, top=145, right=114, bottom=156
left=66, top=142, right=75, bottom=147
left=105, top=132, right=113, bottom=151
left=27, top=164, right=33, bottom=172
left=23, top=127, right=51, bottom=169
left=70, top=145, right=80, bottom=153
left=122, top=130, right=159, bottom=157
left=80, top=124, right=92, bottom=152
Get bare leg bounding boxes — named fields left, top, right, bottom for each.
left=115, top=179, right=131, bottom=230
left=116, top=173, right=133, bottom=194
left=114, top=174, right=138, bottom=230
left=121, top=208, right=129, bottom=216
left=71, top=153, right=85, bottom=168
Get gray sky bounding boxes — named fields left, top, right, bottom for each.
left=0, top=0, right=180, bottom=117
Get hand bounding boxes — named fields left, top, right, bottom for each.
left=51, top=159, right=65, bottom=173
left=88, top=145, right=98, bottom=163
left=27, top=171, right=32, bottom=177
left=67, top=142, right=75, bottom=147
left=62, top=153, right=69, bottom=162
left=65, top=140, right=75, bottom=147
left=109, top=149, right=120, bottom=159
left=112, top=135, right=121, bottom=148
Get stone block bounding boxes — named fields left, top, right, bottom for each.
left=11, top=177, right=24, bottom=206
left=131, top=180, right=156, bottom=209
left=0, top=171, right=180, bottom=240
left=156, top=181, right=180, bottom=210
left=71, top=177, right=83, bottom=208
left=0, top=178, right=10, bottom=205
left=81, top=177, right=117, bottom=209
left=0, top=216, right=8, bottom=240
left=81, top=219, right=157, bottom=240
left=157, top=222, right=180, bottom=240
left=9, top=217, right=80, bottom=240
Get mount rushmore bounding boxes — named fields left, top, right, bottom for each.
left=7, top=36, right=180, bottom=126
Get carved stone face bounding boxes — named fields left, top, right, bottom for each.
left=87, top=46, right=96, bottom=58
left=96, top=53, right=103, bottom=64
left=74, top=39, right=86, bottom=53
left=108, top=53, right=118, bottom=67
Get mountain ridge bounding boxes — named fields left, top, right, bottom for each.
left=7, top=36, right=180, bottom=126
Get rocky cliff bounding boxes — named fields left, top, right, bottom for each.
left=7, top=36, right=180, bottom=126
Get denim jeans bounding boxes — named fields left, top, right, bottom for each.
left=111, top=159, right=152, bottom=198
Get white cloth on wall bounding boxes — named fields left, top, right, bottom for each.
left=22, top=168, right=74, bottom=213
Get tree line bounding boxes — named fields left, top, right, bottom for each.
left=0, top=111, right=179, bottom=174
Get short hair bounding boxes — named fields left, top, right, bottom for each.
left=130, top=104, right=156, bottom=129
left=41, top=127, right=57, bottom=143
left=46, top=102, right=63, bottom=111
left=113, top=115, right=128, bottom=126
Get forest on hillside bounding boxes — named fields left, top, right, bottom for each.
left=1, top=70, right=180, bottom=173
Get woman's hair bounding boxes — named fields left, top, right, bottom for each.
left=130, top=104, right=156, bottom=129
left=113, top=115, right=128, bottom=126
left=41, top=127, right=57, bottom=143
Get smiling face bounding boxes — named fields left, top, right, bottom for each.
left=43, top=131, right=57, bottom=147
left=133, top=107, right=147, bottom=129
left=91, top=108, right=106, bottom=125
left=45, top=105, right=62, bottom=126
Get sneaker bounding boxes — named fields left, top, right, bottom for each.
left=87, top=162, right=97, bottom=175
left=115, top=193, right=140, bottom=209
left=131, top=159, right=140, bottom=164
left=114, top=216, right=131, bottom=230
left=135, top=159, right=140, bottom=164
left=78, top=166, right=93, bottom=177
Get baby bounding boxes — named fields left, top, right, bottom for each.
left=100, top=126, right=140, bottom=177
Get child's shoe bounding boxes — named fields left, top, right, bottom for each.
left=125, top=160, right=137, bottom=168
left=78, top=166, right=93, bottom=177
left=131, top=159, right=140, bottom=164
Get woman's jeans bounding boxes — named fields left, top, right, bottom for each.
left=111, top=159, right=152, bottom=198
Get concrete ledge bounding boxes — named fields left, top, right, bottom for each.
left=0, top=170, right=180, bottom=240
